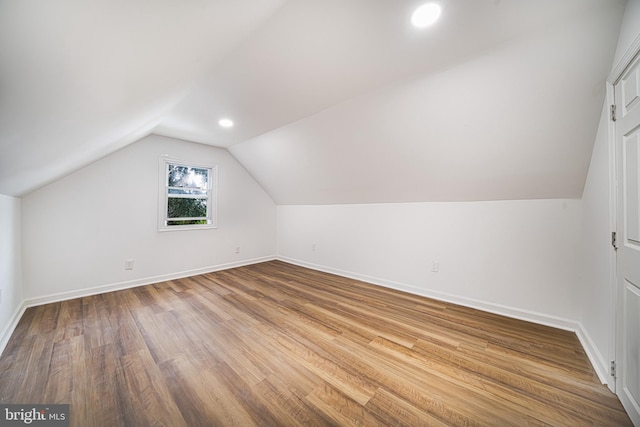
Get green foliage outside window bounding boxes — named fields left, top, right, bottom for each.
left=167, top=198, right=208, bottom=225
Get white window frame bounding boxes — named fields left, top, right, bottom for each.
left=158, top=156, right=218, bottom=231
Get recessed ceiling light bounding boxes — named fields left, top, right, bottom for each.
left=411, top=3, right=441, bottom=28
left=218, top=118, right=234, bottom=128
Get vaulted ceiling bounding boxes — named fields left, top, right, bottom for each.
left=0, top=0, right=626, bottom=202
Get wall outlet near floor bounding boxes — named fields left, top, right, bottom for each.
left=124, top=259, right=134, bottom=270
left=311, top=243, right=317, bottom=251
left=235, top=246, right=241, bottom=254
left=431, top=261, right=439, bottom=272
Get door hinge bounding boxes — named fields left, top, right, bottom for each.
left=612, top=231, right=618, bottom=251
left=611, top=360, right=617, bottom=378
left=610, top=104, right=617, bottom=122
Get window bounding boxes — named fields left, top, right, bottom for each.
left=159, top=157, right=217, bottom=231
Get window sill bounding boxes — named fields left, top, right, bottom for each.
left=158, top=224, right=218, bottom=232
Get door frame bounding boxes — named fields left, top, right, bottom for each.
left=607, top=32, right=640, bottom=395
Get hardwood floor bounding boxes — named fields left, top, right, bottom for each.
left=0, top=260, right=632, bottom=426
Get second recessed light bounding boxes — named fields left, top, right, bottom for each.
left=219, top=118, right=234, bottom=128
left=411, top=3, right=441, bottom=28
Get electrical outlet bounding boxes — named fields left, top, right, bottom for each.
left=125, top=259, right=134, bottom=270
left=235, top=246, right=241, bottom=254
left=431, top=261, right=439, bottom=272
left=311, top=243, right=317, bottom=251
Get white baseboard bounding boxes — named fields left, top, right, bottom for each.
left=0, top=302, right=27, bottom=358
left=276, top=256, right=610, bottom=385
left=575, top=323, right=611, bottom=385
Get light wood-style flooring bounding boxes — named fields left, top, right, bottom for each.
left=0, top=261, right=632, bottom=426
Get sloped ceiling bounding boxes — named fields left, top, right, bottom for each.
left=0, top=0, right=626, bottom=203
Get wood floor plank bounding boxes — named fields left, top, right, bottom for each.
left=119, top=350, right=188, bottom=427
left=255, top=375, right=330, bottom=427
left=305, top=382, right=386, bottom=427
left=213, top=361, right=281, bottom=426
left=364, top=387, right=462, bottom=427
left=42, top=336, right=78, bottom=404
left=157, top=356, right=217, bottom=426
left=66, top=335, right=89, bottom=427
left=84, top=343, right=128, bottom=426
left=0, top=260, right=632, bottom=426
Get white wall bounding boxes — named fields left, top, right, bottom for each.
left=21, top=135, right=276, bottom=302
left=579, top=104, right=615, bottom=380
left=0, top=194, right=22, bottom=352
left=277, top=199, right=581, bottom=326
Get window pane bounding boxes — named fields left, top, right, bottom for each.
left=168, top=164, right=209, bottom=189
left=167, top=197, right=207, bottom=219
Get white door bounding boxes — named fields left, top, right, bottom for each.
left=615, top=52, right=640, bottom=426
